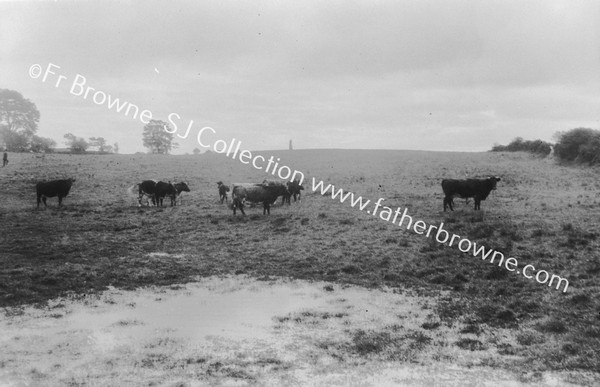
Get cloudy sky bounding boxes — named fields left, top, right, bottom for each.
left=1, top=0, right=599, bottom=154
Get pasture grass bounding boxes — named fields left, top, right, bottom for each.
left=1, top=149, right=600, bottom=374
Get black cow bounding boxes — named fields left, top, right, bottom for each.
left=154, top=181, right=177, bottom=207
left=36, top=178, right=75, bottom=208
left=231, top=182, right=289, bottom=215
left=442, top=176, right=501, bottom=211
left=138, top=180, right=189, bottom=206
left=217, top=181, right=230, bottom=203
left=171, top=182, right=190, bottom=206
left=282, top=179, right=304, bottom=205
left=138, top=180, right=158, bottom=206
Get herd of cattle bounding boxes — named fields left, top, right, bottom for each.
left=34, top=175, right=501, bottom=214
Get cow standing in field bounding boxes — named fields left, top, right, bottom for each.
left=154, top=181, right=178, bottom=207
left=36, top=178, right=75, bottom=208
left=171, top=182, right=190, bottom=206
left=442, top=176, right=501, bottom=211
left=282, top=179, right=304, bottom=205
left=138, top=180, right=158, bottom=206
left=231, top=182, right=289, bottom=215
left=137, top=180, right=189, bottom=207
left=217, top=181, right=230, bottom=203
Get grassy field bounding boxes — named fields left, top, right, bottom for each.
left=1, top=149, right=599, bottom=376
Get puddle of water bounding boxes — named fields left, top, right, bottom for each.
left=0, top=276, right=594, bottom=387
left=66, top=277, right=334, bottom=345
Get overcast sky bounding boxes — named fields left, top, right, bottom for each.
left=1, top=0, right=599, bottom=154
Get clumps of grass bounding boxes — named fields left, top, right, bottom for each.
left=339, top=218, right=354, bottom=225
left=485, top=266, right=508, bottom=280
left=469, top=212, right=485, bottom=223
left=498, top=224, right=524, bottom=241
left=436, top=299, right=468, bottom=323
left=470, top=224, right=495, bottom=239
left=421, top=321, right=441, bottom=330
left=535, top=318, right=568, bottom=334
left=346, top=329, right=432, bottom=359
left=341, top=265, right=361, bottom=274
left=455, top=338, right=486, bottom=351
left=276, top=310, right=348, bottom=325
left=112, top=319, right=144, bottom=327
left=300, top=217, right=309, bottom=225
left=560, top=224, right=598, bottom=248
left=271, top=217, right=287, bottom=227
left=531, top=229, right=546, bottom=238
left=476, top=306, right=518, bottom=328
left=317, top=213, right=327, bottom=218
left=460, top=323, right=483, bottom=335
left=516, top=330, right=546, bottom=346
left=570, top=293, right=590, bottom=305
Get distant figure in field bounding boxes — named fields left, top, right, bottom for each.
left=289, top=140, right=293, bottom=150
left=2, top=152, right=7, bottom=167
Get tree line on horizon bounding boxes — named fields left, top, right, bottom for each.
left=3, top=87, right=600, bottom=163
left=492, top=128, right=600, bottom=165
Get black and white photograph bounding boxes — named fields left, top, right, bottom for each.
left=1, top=0, right=599, bottom=385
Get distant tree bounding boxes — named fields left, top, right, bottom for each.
left=142, top=119, right=176, bottom=154
left=554, top=128, right=600, bottom=164
left=192, top=147, right=201, bottom=155
left=88, top=136, right=109, bottom=153
left=490, top=137, right=552, bottom=156
left=2, top=130, right=30, bottom=152
left=113, top=142, right=119, bottom=154
left=0, top=89, right=40, bottom=152
left=64, top=133, right=89, bottom=153
left=30, top=135, right=56, bottom=153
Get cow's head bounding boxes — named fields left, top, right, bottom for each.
left=488, top=176, right=501, bottom=189
left=217, top=181, right=223, bottom=186
left=177, top=182, right=190, bottom=192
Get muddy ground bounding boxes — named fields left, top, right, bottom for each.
left=1, top=150, right=599, bottom=385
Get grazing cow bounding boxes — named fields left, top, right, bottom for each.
left=231, top=182, right=289, bottom=215
left=154, top=181, right=177, bottom=207
left=36, top=178, right=75, bottom=208
left=282, top=179, right=304, bottom=205
left=138, top=180, right=158, bottom=206
left=217, top=181, right=230, bottom=203
left=442, top=176, right=501, bottom=211
left=171, top=182, right=190, bottom=206
left=137, top=180, right=189, bottom=206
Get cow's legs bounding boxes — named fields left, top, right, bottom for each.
left=233, top=198, right=245, bottom=215
left=474, top=198, right=481, bottom=210
left=58, top=196, right=63, bottom=206
left=443, top=196, right=454, bottom=211
left=37, top=194, right=42, bottom=208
